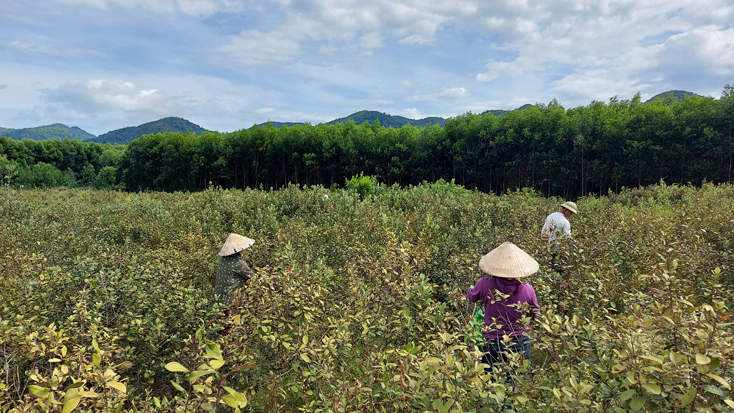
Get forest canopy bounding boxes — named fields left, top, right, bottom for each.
left=1, top=85, right=733, bottom=198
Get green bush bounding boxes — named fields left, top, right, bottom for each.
left=0, top=183, right=732, bottom=412
left=345, top=172, right=377, bottom=200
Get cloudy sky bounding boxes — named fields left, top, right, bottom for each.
left=1, top=0, right=732, bottom=136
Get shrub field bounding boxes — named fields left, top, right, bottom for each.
left=1, top=181, right=733, bottom=412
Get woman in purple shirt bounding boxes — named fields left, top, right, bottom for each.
left=467, top=242, right=540, bottom=375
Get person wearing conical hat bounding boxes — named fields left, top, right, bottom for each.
left=541, top=201, right=577, bottom=248
left=213, top=233, right=255, bottom=305
left=467, top=242, right=540, bottom=377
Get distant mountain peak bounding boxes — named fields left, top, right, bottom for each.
left=326, top=110, right=446, bottom=128
left=90, top=117, right=208, bottom=145
left=645, top=90, right=701, bottom=103
left=0, top=123, right=96, bottom=141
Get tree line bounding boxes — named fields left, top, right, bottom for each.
left=0, top=138, right=125, bottom=189
left=2, top=85, right=733, bottom=197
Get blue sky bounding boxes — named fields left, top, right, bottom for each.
left=1, top=0, right=732, bottom=136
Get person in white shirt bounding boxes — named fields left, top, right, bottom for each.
left=542, top=201, right=577, bottom=274
left=541, top=201, right=577, bottom=247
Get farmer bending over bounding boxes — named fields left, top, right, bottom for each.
left=214, top=233, right=255, bottom=334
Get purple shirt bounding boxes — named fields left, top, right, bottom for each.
left=467, top=277, right=540, bottom=339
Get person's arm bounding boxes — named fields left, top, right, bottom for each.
left=233, top=259, right=254, bottom=282
left=528, top=287, right=541, bottom=319
left=466, top=278, right=485, bottom=303
left=562, top=220, right=571, bottom=238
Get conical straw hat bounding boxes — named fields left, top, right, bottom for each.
left=218, top=233, right=255, bottom=256
left=478, top=242, right=539, bottom=278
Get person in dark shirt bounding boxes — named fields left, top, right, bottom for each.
left=467, top=242, right=540, bottom=377
left=213, top=233, right=255, bottom=335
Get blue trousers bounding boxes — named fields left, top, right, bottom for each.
left=481, top=336, right=531, bottom=376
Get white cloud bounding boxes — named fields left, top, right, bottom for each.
left=43, top=79, right=175, bottom=115
left=659, top=27, right=734, bottom=74
left=4, top=0, right=734, bottom=133
left=214, top=0, right=460, bottom=66
left=437, top=87, right=469, bottom=99
left=218, top=29, right=302, bottom=65
left=253, top=107, right=332, bottom=124
left=392, top=108, right=425, bottom=119
left=409, top=87, right=470, bottom=101
left=10, top=40, right=104, bottom=58
left=360, top=31, right=383, bottom=50
left=472, top=0, right=733, bottom=103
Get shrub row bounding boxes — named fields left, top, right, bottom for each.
left=0, top=181, right=732, bottom=411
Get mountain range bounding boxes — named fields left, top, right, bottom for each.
left=0, top=90, right=700, bottom=145
left=0, top=123, right=96, bottom=141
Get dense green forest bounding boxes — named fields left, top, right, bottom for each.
left=0, top=138, right=125, bottom=189
left=1, top=85, right=733, bottom=197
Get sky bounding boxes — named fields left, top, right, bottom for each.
left=1, top=0, right=733, bottom=136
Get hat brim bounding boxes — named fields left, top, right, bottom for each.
left=219, top=234, right=255, bottom=256
left=479, top=242, right=539, bottom=278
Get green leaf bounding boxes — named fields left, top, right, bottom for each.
left=164, top=362, right=190, bottom=373
left=706, top=373, right=731, bottom=390
left=187, top=369, right=215, bottom=383
left=642, top=383, right=661, bottom=395
left=223, top=386, right=239, bottom=396
left=300, top=354, right=311, bottom=363
left=106, top=381, right=126, bottom=393
left=170, top=381, right=185, bottom=392
left=620, top=389, right=636, bottom=401
left=630, top=396, right=645, bottom=411
left=61, top=396, right=80, bottom=413
left=678, top=387, right=696, bottom=407
left=222, top=395, right=238, bottom=408
left=704, top=385, right=724, bottom=397
left=64, top=387, right=80, bottom=401
left=204, top=341, right=223, bottom=360
left=612, top=364, right=625, bottom=373
left=64, top=381, right=86, bottom=391
left=432, top=398, right=454, bottom=413
left=27, top=385, right=50, bottom=398
left=639, top=355, right=663, bottom=365
left=209, top=359, right=225, bottom=370
left=696, top=353, right=711, bottom=365
left=724, top=399, right=734, bottom=408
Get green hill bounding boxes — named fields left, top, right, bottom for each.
left=254, top=107, right=540, bottom=129
left=481, top=104, right=534, bottom=116
left=326, top=110, right=445, bottom=128
left=91, top=117, right=207, bottom=144
left=0, top=123, right=96, bottom=141
left=645, top=90, right=701, bottom=103
left=255, top=121, right=306, bottom=128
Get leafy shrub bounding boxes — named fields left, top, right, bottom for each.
left=345, top=172, right=377, bottom=200
left=0, top=182, right=732, bottom=411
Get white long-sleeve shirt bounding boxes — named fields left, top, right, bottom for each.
left=541, top=211, right=571, bottom=243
